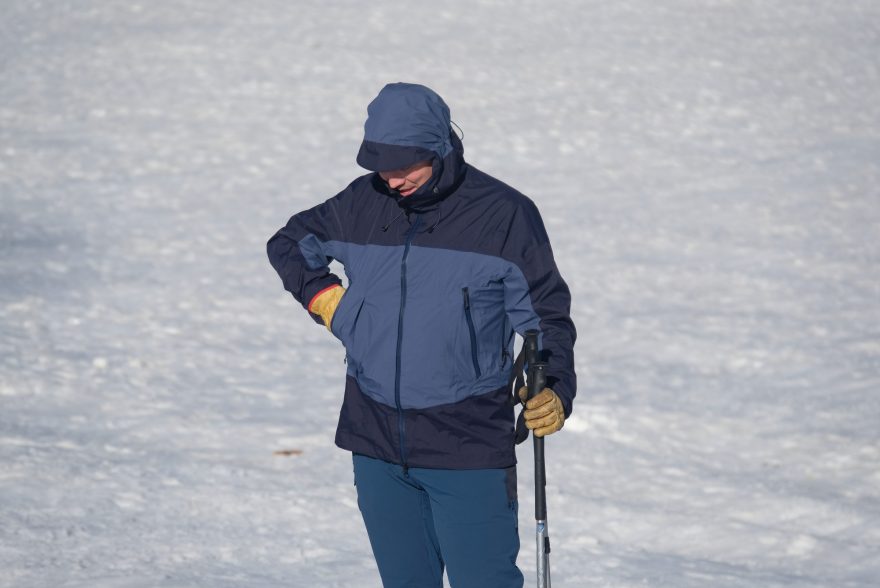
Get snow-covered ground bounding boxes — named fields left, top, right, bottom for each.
left=2, top=1, right=879, bottom=586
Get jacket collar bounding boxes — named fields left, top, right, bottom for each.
left=373, top=132, right=467, bottom=212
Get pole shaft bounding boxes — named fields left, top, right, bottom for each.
left=536, top=520, right=551, bottom=588
left=524, top=330, right=551, bottom=587
left=533, top=390, right=547, bottom=520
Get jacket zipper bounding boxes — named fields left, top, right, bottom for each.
left=462, top=287, right=482, bottom=378
left=395, top=215, right=421, bottom=472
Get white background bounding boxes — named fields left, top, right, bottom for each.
left=2, top=1, right=878, bottom=586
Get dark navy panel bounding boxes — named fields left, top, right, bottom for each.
left=335, top=376, right=402, bottom=464
left=336, top=376, right=517, bottom=469
left=357, top=140, right=436, bottom=173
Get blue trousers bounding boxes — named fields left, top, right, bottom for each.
left=353, top=454, right=524, bottom=588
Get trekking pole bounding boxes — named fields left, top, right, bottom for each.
left=524, top=329, right=551, bottom=588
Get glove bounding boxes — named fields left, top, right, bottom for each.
left=309, top=285, right=345, bottom=331
left=517, top=387, right=565, bottom=437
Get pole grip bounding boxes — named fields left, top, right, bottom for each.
left=524, top=330, right=548, bottom=521
left=524, top=330, right=540, bottom=380
left=524, top=330, right=546, bottom=401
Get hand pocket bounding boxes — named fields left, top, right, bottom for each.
left=331, top=292, right=365, bottom=346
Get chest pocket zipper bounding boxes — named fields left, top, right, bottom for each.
left=462, top=287, right=482, bottom=378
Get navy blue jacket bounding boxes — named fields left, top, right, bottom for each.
left=268, top=83, right=576, bottom=469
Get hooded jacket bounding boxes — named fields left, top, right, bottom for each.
left=268, top=83, right=576, bottom=469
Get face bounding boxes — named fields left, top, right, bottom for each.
left=378, top=160, right=433, bottom=197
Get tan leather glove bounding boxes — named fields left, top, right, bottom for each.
left=309, top=285, right=345, bottom=331
left=518, top=387, right=565, bottom=437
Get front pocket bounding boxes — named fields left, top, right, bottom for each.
left=330, top=293, right=365, bottom=347
left=462, top=287, right=482, bottom=378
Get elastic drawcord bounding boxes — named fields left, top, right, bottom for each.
left=381, top=210, right=406, bottom=232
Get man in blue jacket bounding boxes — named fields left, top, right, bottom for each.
left=268, top=83, right=576, bottom=588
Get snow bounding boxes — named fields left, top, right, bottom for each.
left=2, top=0, right=879, bottom=586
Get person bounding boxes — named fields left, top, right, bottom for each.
left=267, top=83, right=576, bottom=588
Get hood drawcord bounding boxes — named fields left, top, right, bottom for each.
left=381, top=209, right=406, bottom=232
left=451, top=120, right=464, bottom=141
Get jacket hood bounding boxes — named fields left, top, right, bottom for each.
left=358, top=83, right=467, bottom=210
left=357, top=83, right=455, bottom=172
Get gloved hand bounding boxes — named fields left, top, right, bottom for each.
left=517, top=387, right=565, bottom=437
left=309, top=285, right=345, bottom=331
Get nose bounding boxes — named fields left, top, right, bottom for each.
left=386, top=175, right=405, bottom=189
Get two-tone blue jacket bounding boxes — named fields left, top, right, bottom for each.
left=268, top=83, right=576, bottom=469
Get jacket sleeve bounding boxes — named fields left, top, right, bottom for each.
left=267, top=190, right=349, bottom=324
left=501, top=197, right=577, bottom=416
